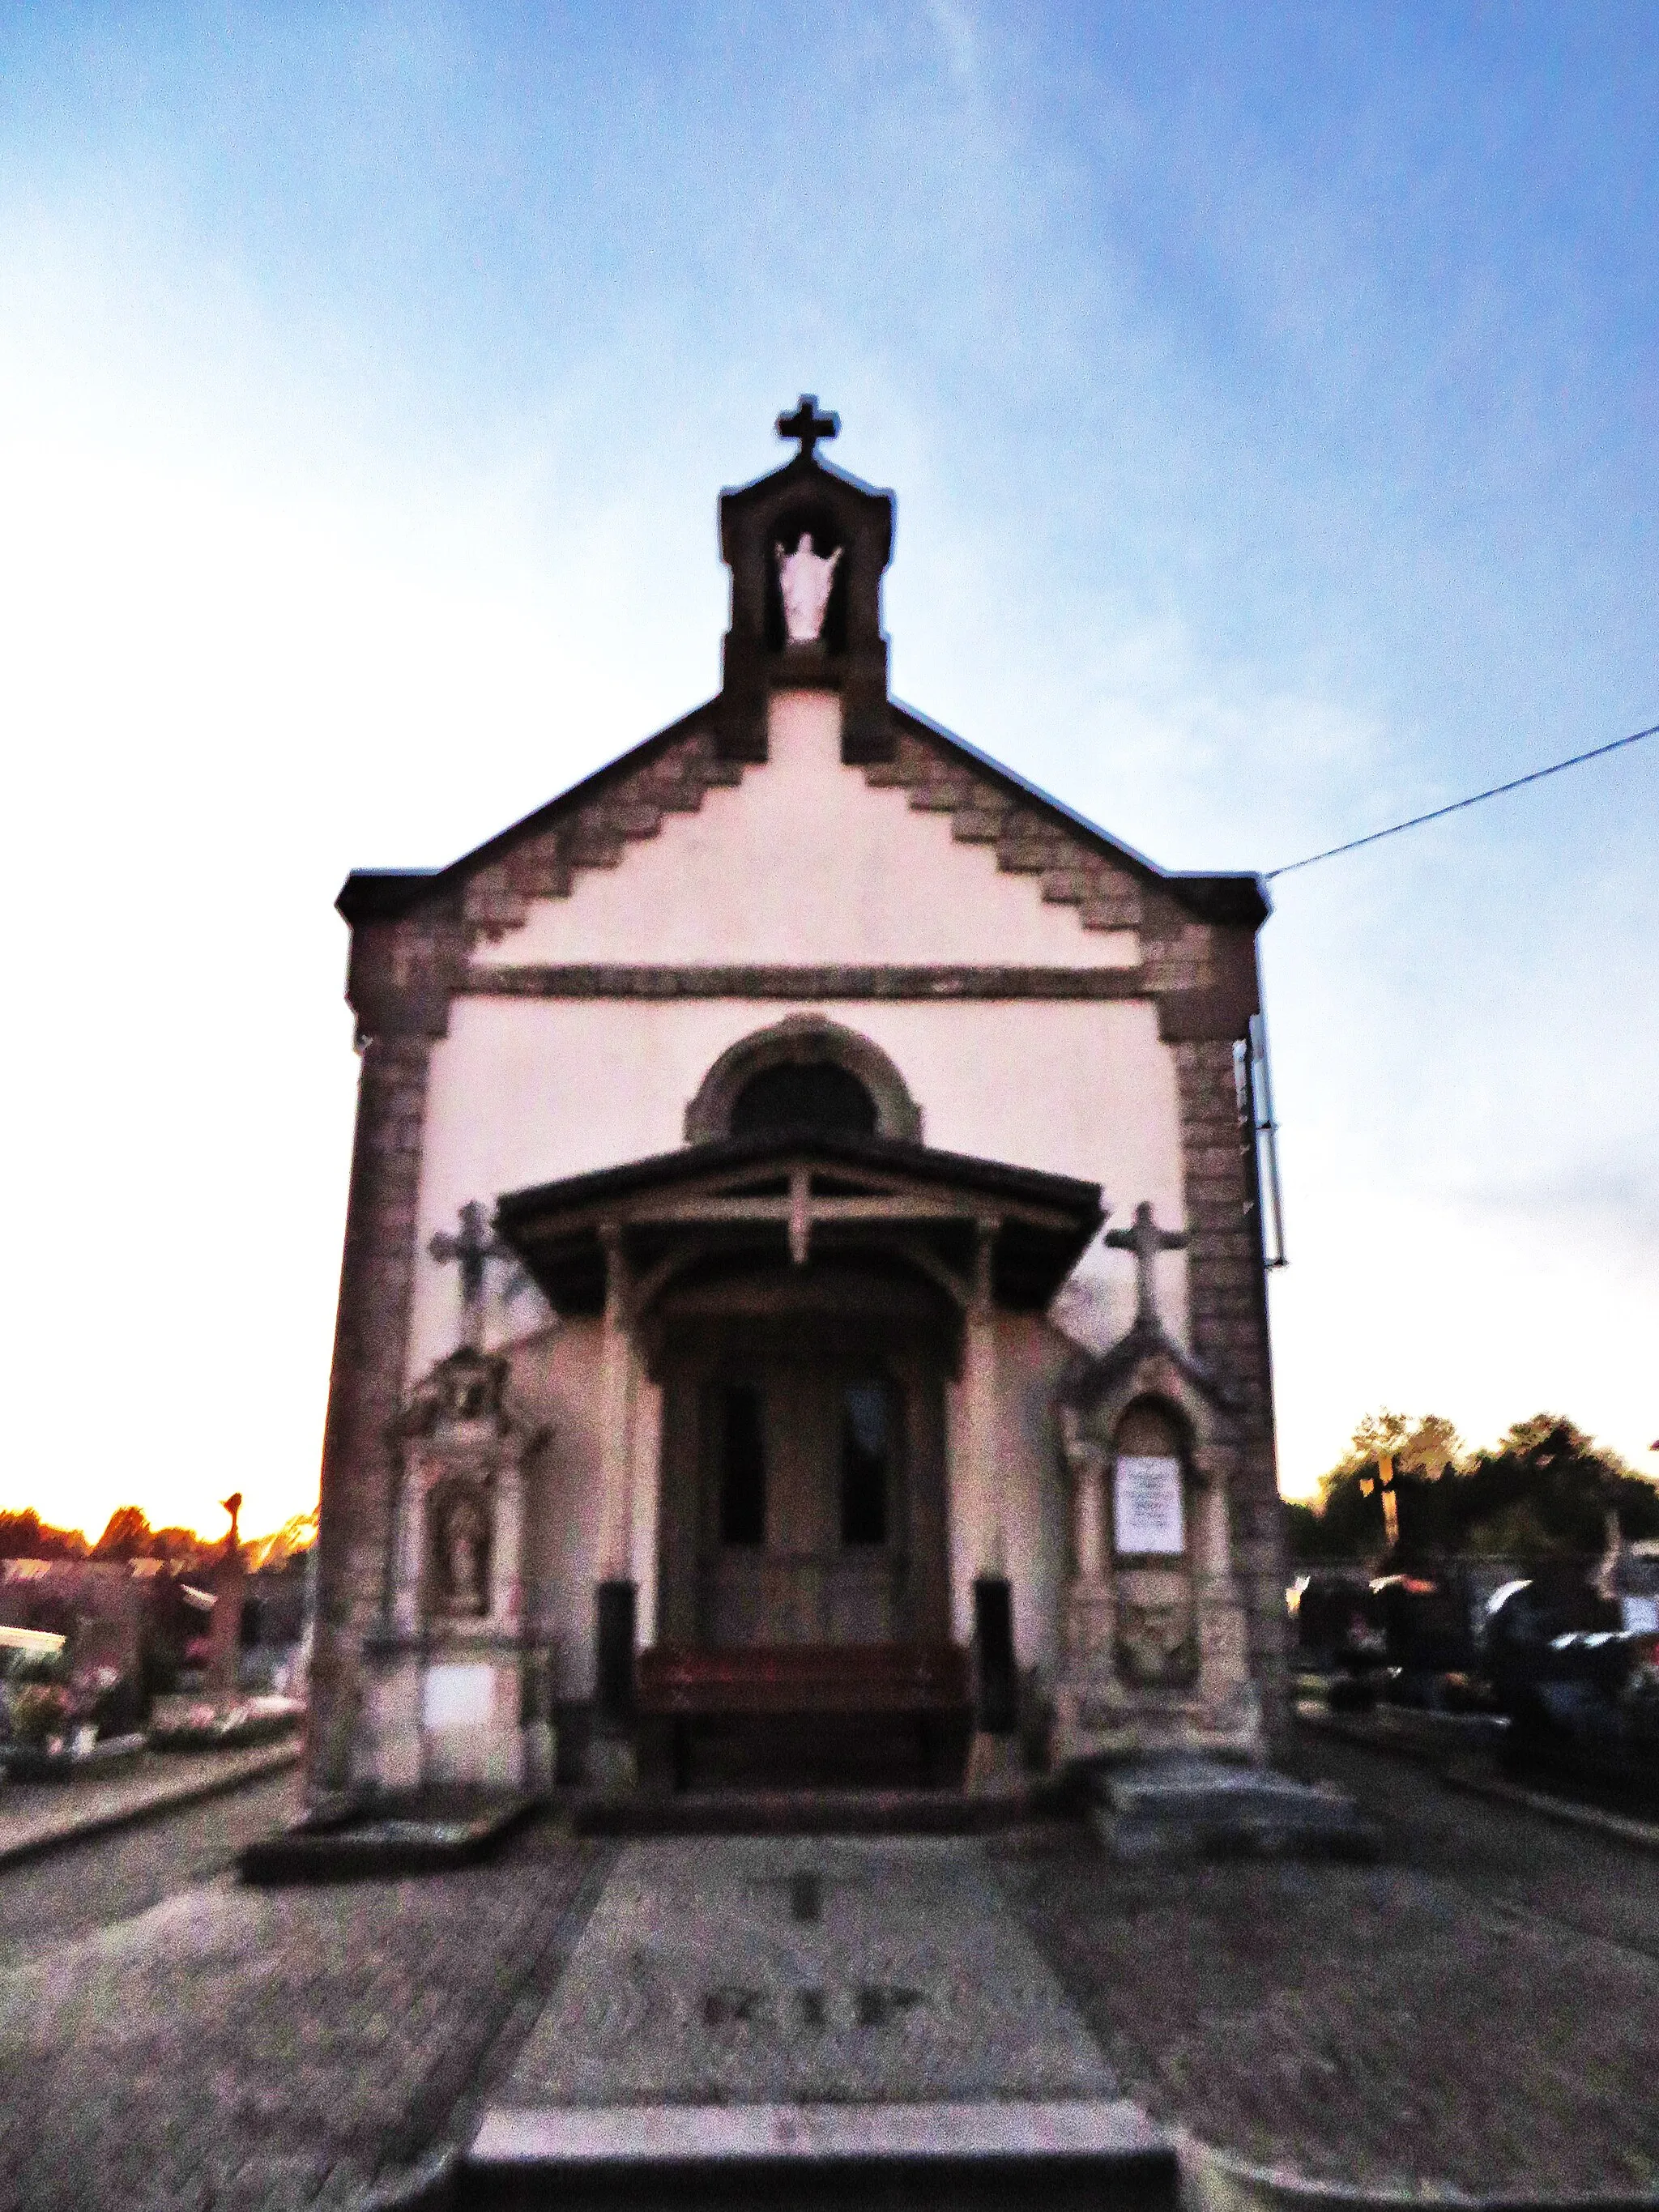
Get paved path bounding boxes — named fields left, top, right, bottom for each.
left=0, top=1741, right=302, bottom=1869
left=2, top=1742, right=1658, bottom=2206
left=0, top=1765, right=301, bottom=1975
left=0, top=1816, right=608, bottom=2212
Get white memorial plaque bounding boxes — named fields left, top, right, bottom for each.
left=1114, top=1455, right=1185, bottom=1556
left=423, top=1662, right=495, bottom=1730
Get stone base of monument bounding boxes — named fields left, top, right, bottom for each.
left=1089, top=1754, right=1380, bottom=1861
left=963, top=1728, right=1026, bottom=1796
left=467, top=2099, right=1178, bottom=2209
left=237, top=1785, right=541, bottom=1885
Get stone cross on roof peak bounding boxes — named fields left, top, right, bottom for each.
left=1104, top=1200, right=1188, bottom=1332
left=776, top=393, right=839, bottom=459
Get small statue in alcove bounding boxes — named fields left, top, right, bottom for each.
left=775, top=532, right=842, bottom=643
left=436, top=1489, right=492, bottom=1617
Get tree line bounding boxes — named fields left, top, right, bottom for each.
left=0, top=1504, right=316, bottom=1570
left=1286, top=1411, right=1659, bottom=1566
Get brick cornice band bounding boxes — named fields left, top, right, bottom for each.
left=457, top=963, right=1151, bottom=1002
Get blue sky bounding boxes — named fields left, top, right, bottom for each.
left=2, top=2, right=1654, bottom=1535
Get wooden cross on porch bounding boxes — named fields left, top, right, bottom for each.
left=776, top=393, right=839, bottom=458
left=1105, top=1200, right=1188, bottom=1332
left=429, top=1200, right=510, bottom=1350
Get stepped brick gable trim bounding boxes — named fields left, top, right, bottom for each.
left=864, top=718, right=1143, bottom=933
left=460, top=715, right=748, bottom=948
left=335, top=704, right=1269, bottom=972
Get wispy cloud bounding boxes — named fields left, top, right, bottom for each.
left=1, top=2, right=1654, bottom=1525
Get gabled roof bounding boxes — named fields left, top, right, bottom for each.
left=336, top=694, right=1269, bottom=931
left=495, top=1130, right=1105, bottom=1316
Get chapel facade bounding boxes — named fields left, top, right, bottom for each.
left=308, top=400, right=1287, bottom=1798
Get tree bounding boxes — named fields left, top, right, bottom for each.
left=244, top=1509, right=318, bottom=1574
left=1453, top=1415, right=1659, bottom=1557
left=147, top=1526, right=207, bottom=1564
left=1282, top=1499, right=1336, bottom=1566
left=0, top=1509, right=89, bottom=1560
left=1311, top=1410, right=1467, bottom=1562
left=92, top=1506, right=156, bottom=1560
left=1295, top=1409, right=1659, bottom=1564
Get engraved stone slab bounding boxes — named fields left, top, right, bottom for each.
left=493, top=1835, right=1116, bottom=2110
left=1115, top=1455, right=1184, bottom=1556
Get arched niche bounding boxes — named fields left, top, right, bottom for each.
left=684, top=1016, right=923, bottom=1144
left=1107, top=1396, right=1192, bottom=1563
left=766, top=499, right=851, bottom=654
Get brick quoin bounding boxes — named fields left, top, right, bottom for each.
left=309, top=971, right=442, bottom=1793
left=1175, top=1034, right=1289, bottom=1745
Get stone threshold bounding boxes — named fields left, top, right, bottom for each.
left=471, top=2096, right=1173, bottom=2168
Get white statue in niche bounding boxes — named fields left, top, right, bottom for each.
left=774, top=532, right=842, bottom=643
left=436, top=1490, right=491, bottom=1617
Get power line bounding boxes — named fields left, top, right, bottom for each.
left=1265, top=719, right=1659, bottom=880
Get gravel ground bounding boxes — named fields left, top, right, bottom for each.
left=992, top=1732, right=1659, bottom=2199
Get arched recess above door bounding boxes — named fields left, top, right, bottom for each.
left=683, top=1016, right=923, bottom=1144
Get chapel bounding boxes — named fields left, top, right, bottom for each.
left=309, top=399, right=1287, bottom=1798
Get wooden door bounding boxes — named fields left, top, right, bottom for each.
left=699, top=1345, right=906, bottom=1647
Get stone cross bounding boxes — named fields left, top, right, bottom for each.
left=1105, top=1201, right=1188, bottom=1332
left=776, top=393, right=838, bottom=458
left=429, top=1200, right=509, bottom=1349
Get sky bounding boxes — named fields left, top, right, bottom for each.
left=1, top=2, right=1654, bottom=1540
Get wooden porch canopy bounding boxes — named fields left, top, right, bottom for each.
left=494, top=1133, right=1104, bottom=1319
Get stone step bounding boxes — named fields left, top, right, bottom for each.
left=460, top=2098, right=1180, bottom=2210
left=574, top=1785, right=1037, bottom=1837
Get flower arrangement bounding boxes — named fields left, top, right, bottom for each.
left=8, top=1681, right=75, bottom=1751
